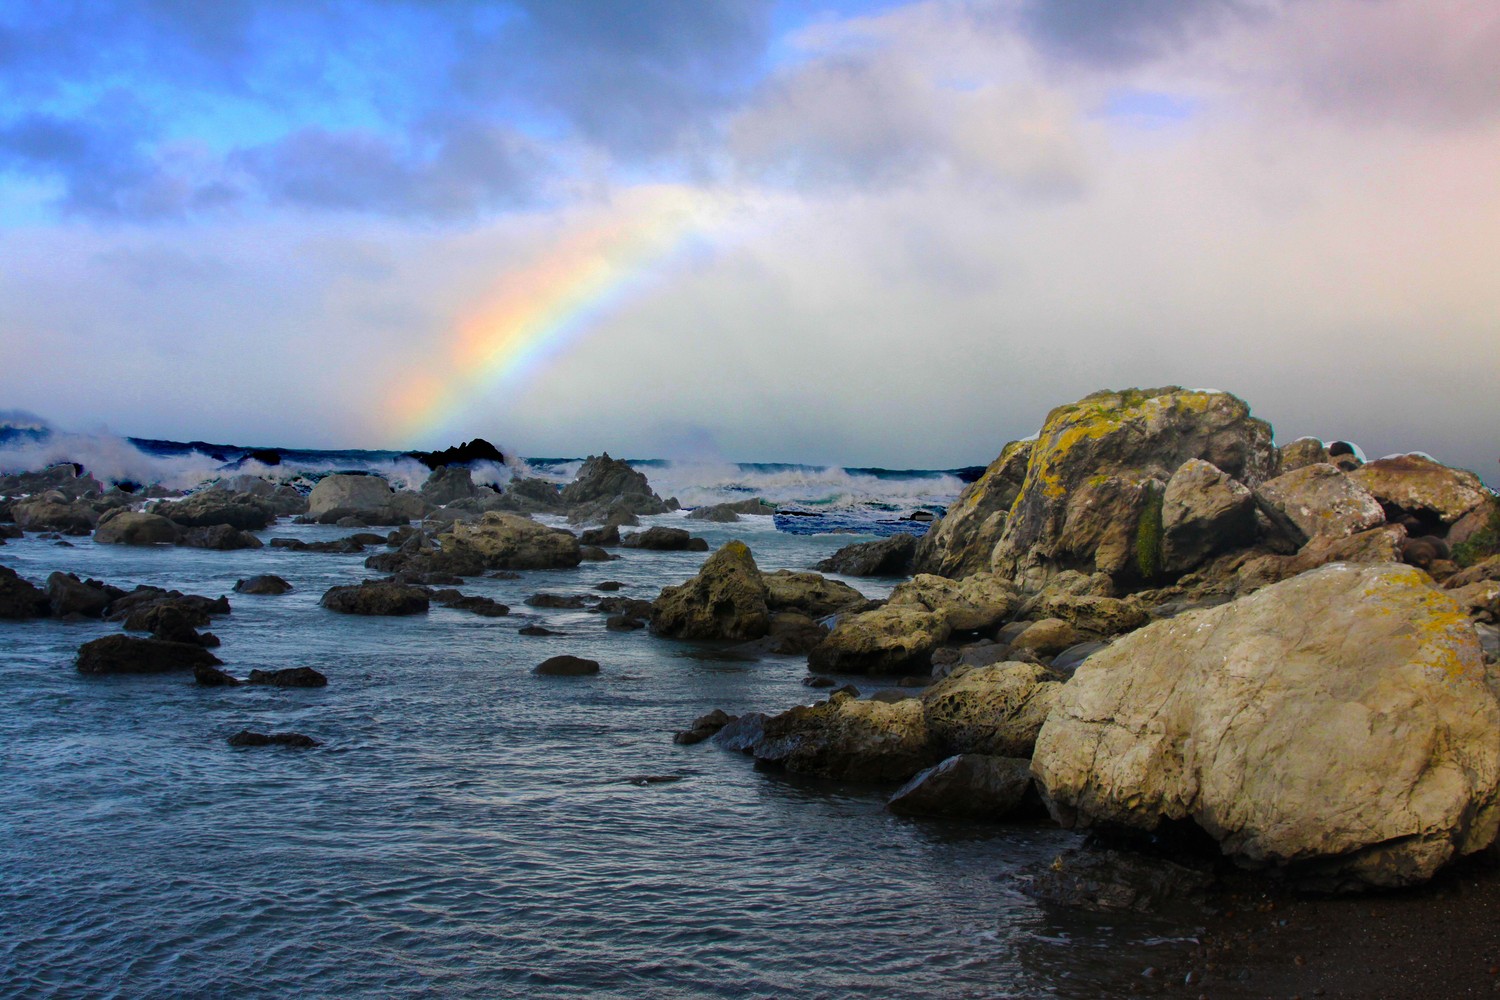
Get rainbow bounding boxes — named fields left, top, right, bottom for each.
left=392, top=186, right=717, bottom=445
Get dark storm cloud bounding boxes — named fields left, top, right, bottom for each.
left=0, top=109, right=240, bottom=220
left=1014, top=0, right=1255, bottom=67
left=234, top=117, right=546, bottom=217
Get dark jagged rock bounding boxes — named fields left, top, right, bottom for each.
left=580, top=524, right=620, bottom=547
left=320, top=581, right=429, bottom=616
left=234, top=575, right=292, bottom=595
left=246, top=666, right=328, bottom=687
left=0, top=463, right=103, bottom=499
left=674, top=709, right=736, bottom=745
left=246, top=448, right=282, bottom=466
left=419, top=465, right=479, bottom=505
left=621, top=526, right=708, bottom=551
left=194, top=664, right=242, bottom=686
left=76, top=634, right=223, bottom=675
left=47, top=572, right=119, bottom=618
left=178, top=523, right=264, bottom=550
left=605, top=614, right=645, bottom=631
left=534, top=654, right=600, bottom=676
left=1018, top=846, right=1214, bottom=914
left=441, top=595, right=509, bottom=617
left=815, top=533, right=917, bottom=577
left=227, top=729, right=322, bottom=748
left=406, top=438, right=506, bottom=471
left=123, top=601, right=215, bottom=645
left=559, top=453, right=671, bottom=519
left=0, top=565, right=49, bottom=618
left=525, top=593, right=590, bottom=609
left=518, top=625, right=562, bottom=636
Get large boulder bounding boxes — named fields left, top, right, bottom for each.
left=921, top=662, right=1062, bottom=757
left=1032, top=563, right=1500, bottom=888
left=151, top=491, right=276, bottom=531
left=720, top=692, right=939, bottom=782
left=1253, top=463, right=1385, bottom=546
left=12, top=494, right=100, bottom=533
left=0, top=566, right=49, bottom=619
left=0, top=464, right=103, bottom=499
left=76, top=634, right=223, bottom=675
left=495, top=477, right=566, bottom=513
left=761, top=570, right=866, bottom=619
left=559, top=454, right=670, bottom=516
left=887, top=754, right=1037, bottom=819
left=320, top=581, right=430, bottom=616
left=815, top=534, right=917, bottom=577
left=887, top=572, right=1018, bottom=632
left=807, top=604, right=951, bottom=676
left=1348, top=454, right=1491, bottom=528
left=650, top=540, right=771, bottom=640
left=1159, top=458, right=1256, bottom=574
left=420, top=465, right=478, bottom=505
left=991, top=388, right=1278, bottom=588
left=442, top=513, right=582, bottom=570
left=307, top=474, right=394, bottom=517
left=93, top=509, right=180, bottom=545
left=913, top=439, right=1033, bottom=579
left=47, top=572, right=116, bottom=618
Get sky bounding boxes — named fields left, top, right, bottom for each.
left=0, top=0, right=1496, bottom=477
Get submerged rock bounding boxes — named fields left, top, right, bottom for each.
left=76, top=634, right=223, bottom=675
left=1032, top=562, right=1500, bottom=888
left=320, top=581, right=429, bottom=616
left=534, top=655, right=600, bottom=676
left=674, top=708, right=736, bottom=745
left=234, top=575, right=292, bottom=596
left=887, top=754, right=1036, bottom=819
left=227, top=729, right=322, bottom=748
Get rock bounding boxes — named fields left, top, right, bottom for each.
left=46, top=572, right=115, bottom=618
left=605, top=614, right=645, bottom=631
left=674, top=708, right=736, bottom=745
left=151, top=491, right=276, bottom=531
left=1348, top=454, right=1490, bottom=528
left=620, top=526, right=707, bottom=551
left=178, top=523, right=264, bottom=550
left=559, top=453, right=670, bottom=515
left=579, top=524, right=620, bottom=547
left=406, top=438, right=506, bottom=471
left=234, top=575, right=292, bottom=596
left=649, top=540, right=771, bottom=640
left=913, top=439, right=1034, bottom=579
left=1008, top=618, right=1080, bottom=657
left=194, top=663, right=241, bottom=686
left=1049, top=640, right=1109, bottom=675
left=687, top=499, right=777, bottom=521
left=807, top=604, right=951, bottom=676
left=888, top=573, right=1020, bottom=633
left=921, top=662, right=1062, bottom=757
left=534, top=654, right=600, bottom=676
left=1029, top=593, right=1149, bottom=637
left=105, top=587, right=229, bottom=622
left=123, top=601, right=214, bottom=644
left=246, top=666, right=328, bottom=687
left=307, top=474, right=395, bottom=517
left=443, top=513, right=582, bottom=570
left=1445, top=555, right=1500, bottom=591
left=1159, top=459, right=1256, bottom=574
left=815, top=533, right=917, bottom=577
left=594, top=581, right=624, bottom=591
left=93, top=509, right=180, bottom=545
left=0, top=566, right=49, bottom=618
left=525, top=592, right=587, bottom=610
left=227, top=729, right=322, bottom=748
left=992, top=388, right=1278, bottom=587
left=1032, top=563, right=1500, bottom=888
left=320, top=581, right=430, bottom=616
left=1019, top=847, right=1214, bottom=914
left=761, top=570, right=866, bottom=618
left=1279, top=437, right=1330, bottom=473
left=1253, top=463, right=1385, bottom=546
left=11, top=495, right=101, bottom=533
left=420, top=465, right=479, bottom=505
left=887, top=754, right=1036, bottom=819
left=497, top=477, right=566, bottom=513
left=1450, top=499, right=1500, bottom=554
left=518, top=625, right=562, bottom=636
left=1233, top=524, right=1408, bottom=593
left=442, top=595, right=509, bottom=617
left=0, top=463, right=102, bottom=499
left=76, top=634, right=223, bottom=674
left=726, top=695, right=939, bottom=782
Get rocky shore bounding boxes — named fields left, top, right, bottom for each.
left=3, top=385, right=1499, bottom=992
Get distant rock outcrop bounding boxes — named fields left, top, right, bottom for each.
left=406, top=438, right=506, bottom=471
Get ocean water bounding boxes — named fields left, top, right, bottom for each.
left=0, top=440, right=1201, bottom=998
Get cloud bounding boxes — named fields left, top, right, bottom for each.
left=1013, top=0, right=1257, bottom=68
left=234, top=117, right=547, bottom=218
